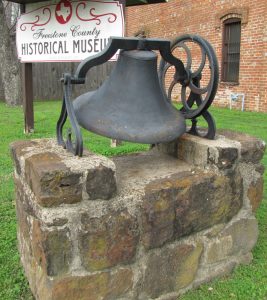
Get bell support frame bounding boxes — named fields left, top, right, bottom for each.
left=56, top=37, right=188, bottom=156
left=159, top=34, right=219, bottom=139
left=56, top=35, right=219, bottom=156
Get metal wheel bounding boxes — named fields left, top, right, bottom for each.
left=159, top=34, right=219, bottom=119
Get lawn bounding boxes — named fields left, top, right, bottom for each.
left=0, top=101, right=266, bottom=299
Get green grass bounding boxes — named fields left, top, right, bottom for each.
left=0, top=101, right=266, bottom=299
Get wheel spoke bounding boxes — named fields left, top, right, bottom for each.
left=159, top=34, right=219, bottom=121
left=192, top=47, right=206, bottom=78
left=189, top=81, right=209, bottom=94
left=173, top=42, right=192, bottom=70
left=163, top=62, right=172, bottom=73
left=181, top=86, right=192, bottom=111
left=167, top=80, right=177, bottom=100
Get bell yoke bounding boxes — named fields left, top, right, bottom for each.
left=56, top=35, right=219, bottom=156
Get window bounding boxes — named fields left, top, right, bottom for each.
left=221, top=18, right=241, bottom=83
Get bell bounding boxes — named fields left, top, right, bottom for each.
left=73, top=49, right=186, bottom=144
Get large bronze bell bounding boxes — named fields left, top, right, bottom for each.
left=57, top=36, right=219, bottom=156
left=73, top=49, right=186, bottom=144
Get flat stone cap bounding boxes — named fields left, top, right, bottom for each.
left=10, top=139, right=117, bottom=207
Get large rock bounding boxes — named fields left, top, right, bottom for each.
left=206, top=217, right=258, bottom=264
left=176, top=133, right=240, bottom=170
left=25, top=152, right=83, bottom=207
left=173, top=170, right=243, bottom=238
left=31, top=220, right=72, bottom=276
left=142, top=242, right=203, bottom=299
left=142, top=182, right=176, bottom=249
left=51, top=268, right=133, bottom=300
left=10, top=134, right=264, bottom=300
left=247, top=177, right=264, bottom=212
left=10, top=140, right=38, bottom=175
left=86, top=165, right=117, bottom=200
left=217, top=129, right=266, bottom=163
left=141, top=169, right=243, bottom=249
left=222, top=217, right=259, bottom=255
left=79, top=209, right=139, bottom=271
left=10, top=139, right=117, bottom=207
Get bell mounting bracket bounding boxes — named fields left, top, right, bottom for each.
left=159, top=34, right=219, bottom=139
left=56, top=35, right=218, bottom=156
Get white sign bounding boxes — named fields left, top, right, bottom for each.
left=16, top=0, right=124, bottom=62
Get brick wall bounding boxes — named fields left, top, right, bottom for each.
left=126, top=0, right=267, bottom=112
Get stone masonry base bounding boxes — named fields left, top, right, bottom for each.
left=11, top=130, right=265, bottom=300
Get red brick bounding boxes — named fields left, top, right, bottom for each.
left=126, top=0, right=267, bottom=112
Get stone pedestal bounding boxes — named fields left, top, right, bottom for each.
left=11, top=130, right=265, bottom=300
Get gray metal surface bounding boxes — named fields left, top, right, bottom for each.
left=73, top=49, right=186, bottom=143
left=56, top=36, right=218, bottom=156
